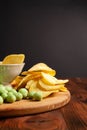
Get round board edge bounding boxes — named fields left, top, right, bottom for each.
left=0, top=90, right=71, bottom=117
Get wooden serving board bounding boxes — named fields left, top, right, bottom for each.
left=0, top=90, right=71, bottom=117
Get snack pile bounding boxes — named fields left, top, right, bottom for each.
left=11, top=63, right=69, bottom=101
left=0, top=54, right=69, bottom=104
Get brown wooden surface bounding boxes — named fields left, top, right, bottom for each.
left=0, top=78, right=87, bottom=130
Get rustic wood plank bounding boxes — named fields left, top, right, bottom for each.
left=0, top=110, right=68, bottom=130
left=61, top=78, right=87, bottom=130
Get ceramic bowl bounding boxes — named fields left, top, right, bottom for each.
left=0, top=62, right=25, bottom=85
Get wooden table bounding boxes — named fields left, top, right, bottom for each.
left=0, top=78, right=87, bottom=130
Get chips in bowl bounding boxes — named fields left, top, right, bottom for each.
left=0, top=54, right=25, bottom=84
left=2, top=54, right=25, bottom=64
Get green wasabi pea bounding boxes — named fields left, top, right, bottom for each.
left=28, top=91, right=36, bottom=99
left=1, top=93, right=8, bottom=100
left=18, top=88, right=28, bottom=98
left=5, top=85, right=13, bottom=92
left=0, top=96, right=4, bottom=105
left=33, top=92, right=42, bottom=101
left=6, top=92, right=16, bottom=103
left=0, top=86, right=6, bottom=94
left=28, top=91, right=42, bottom=101
left=11, top=89, right=18, bottom=96
left=16, top=92, right=23, bottom=101
left=7, top=91, right=14, bottom=96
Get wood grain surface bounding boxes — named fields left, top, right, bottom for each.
left=0, top=78, right=87, bottom=130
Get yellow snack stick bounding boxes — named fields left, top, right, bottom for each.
left=11, top=76, right=23, bottom=89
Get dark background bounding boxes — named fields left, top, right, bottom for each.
left=1, top=0, right=87, bottom=77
